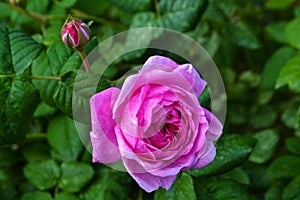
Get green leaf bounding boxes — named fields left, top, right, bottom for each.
left=24, top=159, right=60, bottom=190
left=154, top=172, right=196, bottom=200
left=23, top=143, right=51, bottom=162
left=0, top=3, right=12, bottom=19
left=0, top=26, right=42, bottom=74
left=221, top=167, right=250, bottom=185
left=21, top=192, right=52, bottom=200
left=281, top=103, right=299, bottom=129
left=283, top=175, right=300, bottom=200
left=26, top=0, right=50, bottom=14
left=188, top=135, right=257, bottom=177
left=225, top=21, right=260, bottom=49
left=259, top=47, right=295, bottom=90
left=267, top=156, right=300, bottom=181
left=106, top=0, right=151, bottom=12
left=285, top=17, right=300, bottom=49
left=33, top=42, right=107, bottom=120
left=286, top=137, right=300, bottom=155
left=59, top=162, right=94, bottom=193
left=81, top=167, right=132, bottom=200
left=55, top=193, right=80, bottom=200
left=204, top=179, right=251, bottom=200
left=47, top=116, right=83, bottom=161
left=33, top=102, right=57, bottom=117
left=0, top=77, right=39, bottom=145
left=265, top=21, right=288, bottom=43
left=0, top=148, right=21, bottom=167
left=266, top=0, right=296, bottom=10
left=54, top=0, right=78, bottom=8
left=276, top=54, right=300, bottom=93
left=249, top=129, right=279, bottom=164
left=265, top=181, right=285, bottom=200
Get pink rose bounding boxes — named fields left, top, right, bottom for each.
left=90, top=56, right=222, bottom=192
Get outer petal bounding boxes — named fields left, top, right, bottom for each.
left=129, top=171, right=177, bottom=193
left=90, top=87, right=121, bottom=163
left=191, top=141, right=216, bottom=169
left=203, top=108, right=223, bottom=141
left=142, top=56, right=207, bottom=96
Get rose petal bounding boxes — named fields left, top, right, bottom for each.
left=90, top=87, right=121, bottom=163
left=192, top=141, right=216, bottom=169
left=142, top=56, right=207, bottom=96
left=129, top=171, right=176, bottom=193
left=203, top=108, right=223, bottom=141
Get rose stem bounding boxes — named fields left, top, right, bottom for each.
left=78, top=50, right=91, bottom=73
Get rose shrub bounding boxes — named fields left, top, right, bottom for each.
left=90, top=56, right=223, bottom=192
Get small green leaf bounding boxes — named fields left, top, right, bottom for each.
left=283, top=175, right=300, bottom=200
left=26, top=0, right=49, bottom=14
left=286, top=137, right=300, bottom=155
left=55, top=193, right=80, bottom=200
left=225, top=21, right=260, bottom=49
left=266, top=0, right=296, bottom=10
left=285, top=17, right=300, bottom=49
left=59, top=162, right=94, bottom=193
left=276, top=54, right=300, bottom=93
left=33, top=102, right=57, bottom=118
left=21, top=192, right=52, bottom=200
left=54, top=0, right=78, bottom=8
left=106, top=0, right=150, bottom=12
left=267, top=156, right=300, bottom=181
left=259, top=47, right=295, bottom=90
left=265, top=181, right=285, bottom=200
left=155, top=172, right=196, bottom=200
left=0, top=3, right=12, bottom=19
left=249, top=129, right=279, bottom=164
left=47, top=116, right=83, bottom=161
left=81, top=167, right=132, bottom=200
left=204, top=179, right=251, bottom=200
left=265, top=21, right=288, bottom=43
left=24, top=160, right=60, bottom=190
left=221, top=167, right=250, bottom=185
left=281, top=104, right=299, bottom=129
left=23, top=143, right=51, bottom=162
left=0, top=148, right=21, bottom=167
left=189, top=135, right=257, bottom=177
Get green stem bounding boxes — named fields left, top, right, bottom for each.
left=0, top=74, right=14, bottom=78
left=0, top=74, right=61, bottom=81
left=26, top=75, right=62, bottom=81
left=154, top=0, right=161, bottom=19
left=138, top=188, right=143, bottom=200
left=8, top=3, right=48, bottom=23
left=70, top=8, right=127, bottom=30
left=78, top=50, right=91, bottom=73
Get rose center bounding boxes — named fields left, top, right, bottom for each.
left=147, top=105, right=181, bottom=149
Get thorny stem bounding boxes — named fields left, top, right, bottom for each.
left=78, top=50, right=91, bottom=73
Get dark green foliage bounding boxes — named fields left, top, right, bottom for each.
left=0, top=0, right=299, bottom=199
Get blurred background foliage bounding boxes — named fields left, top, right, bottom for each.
left=0, top=0, right=300, bottom=199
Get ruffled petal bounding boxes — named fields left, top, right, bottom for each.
left=90, top=87, right=121, bottom=163
left=142, top=56, right=206, bottom=96
left=203, top=108, right=223, bottom=141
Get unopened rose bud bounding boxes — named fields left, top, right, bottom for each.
left=61, top=16, right=91, bottom=51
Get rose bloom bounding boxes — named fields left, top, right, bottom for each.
left=90, top=56, right=222, bottom=192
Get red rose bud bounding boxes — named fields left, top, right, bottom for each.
left=61, top=16, right=91, bottom=51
